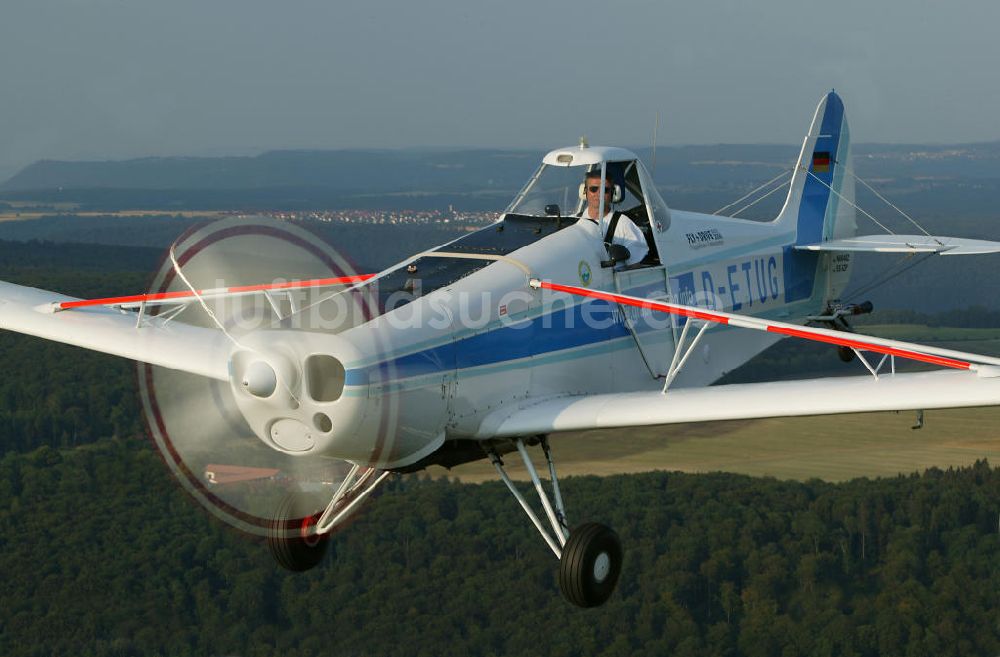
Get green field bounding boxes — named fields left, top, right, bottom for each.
left=434, top=406, right=1000, bottom=484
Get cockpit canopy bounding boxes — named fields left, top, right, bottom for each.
left=325, top=146, right=673, bottom=328
left=505, top=144, right=671, bottom=236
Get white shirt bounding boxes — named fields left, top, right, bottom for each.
left=577, top=209, right=649, bottom=267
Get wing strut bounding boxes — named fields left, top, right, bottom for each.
left=662, top=314, right=713, bottom=392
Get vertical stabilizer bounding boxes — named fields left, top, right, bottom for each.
left=777, top=91, right=857, bottom=302
left=775, top=91, right=856, bottom=241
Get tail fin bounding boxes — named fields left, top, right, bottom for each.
left=774, top=91, right=857, bottom=243
left=776, top=91, right=858, bottom=304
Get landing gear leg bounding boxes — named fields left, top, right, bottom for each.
left=490, top=437, right=622, bottom=607
left=268, top=465, right=391, bottom=572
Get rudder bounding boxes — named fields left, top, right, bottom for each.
left=776, top=91, right=857, bottom=302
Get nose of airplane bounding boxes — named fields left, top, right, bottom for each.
left=227, top=329, right=372, bottom=461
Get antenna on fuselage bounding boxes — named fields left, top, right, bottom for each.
left=651, top=111, right=659, bottom=176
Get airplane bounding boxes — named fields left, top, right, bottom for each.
left=4, top=90, right=1000, bottom=608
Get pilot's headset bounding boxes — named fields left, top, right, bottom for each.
left=578, top=175, right=622, bottom=203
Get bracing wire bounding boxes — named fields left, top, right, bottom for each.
left=800, top=167, right=942, bottom=301
left=714, top=170, right=791, bottom=216
left=709, top=154, right=945, bottom=305
left=168, top=244, right=247, bottom=351
left=805, top=169, right=896, bottom=235
left=168, top=244, right=301, bottom=403
left=844, top=252, right=935, bottom=302
left=847, top=168, right=937, bottom=240
left=729, top=178, right=791, bottom=218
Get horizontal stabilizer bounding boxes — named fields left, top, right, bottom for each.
left=794, top=234, right=1000, bottom=255
left=0, top=281, right=230, bottom=381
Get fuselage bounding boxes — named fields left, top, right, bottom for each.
left=232, top=104, right=858, bottom=469
left=252, top=208, right=851, bottom=469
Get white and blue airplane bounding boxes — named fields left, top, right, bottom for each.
left=4, top=91, right=1000, bottom=607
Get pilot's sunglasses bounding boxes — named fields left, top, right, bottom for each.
left=588, top=185, right=612, bottom=193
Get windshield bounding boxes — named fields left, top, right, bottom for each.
left=505, top=164, right=585, bottom=218
left=505, top=160, right=649, bottom=220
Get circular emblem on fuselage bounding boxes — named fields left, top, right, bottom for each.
left=578, top=260, right=592, bottom=287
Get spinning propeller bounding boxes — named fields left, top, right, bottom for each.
left=137, top=217, right=385, bottom=556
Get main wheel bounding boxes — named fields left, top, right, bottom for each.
left=268, top=494, right=330, bottom=572
left=837, top=345, right=856, bottom=362
left=558, top=522, right=622, bottom=607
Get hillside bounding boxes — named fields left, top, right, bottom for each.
left=6, top=143, right=1000, bottom=191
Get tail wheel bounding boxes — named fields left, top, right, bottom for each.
left=268, top=494, right=330, bottom=572
left=558, top=522, right=622, bottom=607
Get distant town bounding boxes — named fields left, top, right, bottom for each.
left=260, top=207, right=500, bottom=227
left=0, top=205, right=504, bottom=227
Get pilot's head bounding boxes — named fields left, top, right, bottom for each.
left=584, top=169, right=616, bottom=214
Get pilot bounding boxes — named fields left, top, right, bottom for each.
left=578, top=169, right=648, bottom=267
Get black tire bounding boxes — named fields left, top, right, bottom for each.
left=838, top=345, right=856, bottom=362
left=558, top=522, right=622, bottom=608
left=267, top=493, right=330, bottom=572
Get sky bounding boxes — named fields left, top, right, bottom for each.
left=2, top=0, right=1000, bottom=179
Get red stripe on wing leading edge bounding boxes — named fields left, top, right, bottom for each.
left=767, top=326, right=971, bottom=370
left=539, top=281, right=731, bottom=324
left=57, top=274, right=375, bottom=310
left=536, top=279, right=972, bottom=371
left=59, top=288, right=209, bottom=309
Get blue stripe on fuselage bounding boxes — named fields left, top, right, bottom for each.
left=345, top=299, right=630, bottom=386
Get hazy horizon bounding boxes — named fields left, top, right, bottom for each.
left=6, top=137, right=1000, bottom=180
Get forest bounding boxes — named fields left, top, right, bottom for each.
left=0, top=440, right=996, bottom=656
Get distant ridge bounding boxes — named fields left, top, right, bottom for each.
left=4, top=143, right=1000, bottom=194
left=0, top=149, right=543, bottom=192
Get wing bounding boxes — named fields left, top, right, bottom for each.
left=794, top=234, right=1000, bottom=255
left=477, top=278, right=1000, bottom=438
left=0, top=281, right=230, bottom=381
left=474, top=370, right=1000, bottom=438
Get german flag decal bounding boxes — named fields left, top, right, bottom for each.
left=812, top=151, right=831, bottom=173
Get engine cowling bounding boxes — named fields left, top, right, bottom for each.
left=227, top=328, right=448, bottom=469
